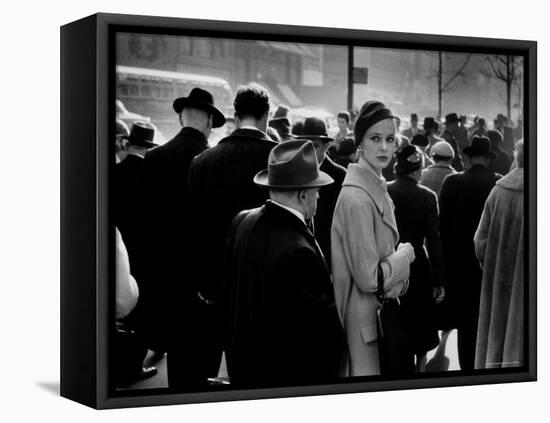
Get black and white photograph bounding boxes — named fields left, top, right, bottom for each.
left=109, top=24, right=532, bottom=396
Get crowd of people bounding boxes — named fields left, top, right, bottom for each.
left=113, top=82, right=525, bottom=389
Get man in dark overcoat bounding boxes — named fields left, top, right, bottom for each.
left=441, top=113, right=464, bottom=171
left=114, top=121, right=159, bottom=382
left=225, top=140, right=345, bottom=386
left=186, top=83, right=277, bottom=386
left=300, top=117, right=346, bottom=271
left=143, top=87, right=225, bottom=389
left=439, top=135, right=501, bottom=370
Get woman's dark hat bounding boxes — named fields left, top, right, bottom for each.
left=394, top=144, right=423, bottom=176
left=172, top=87, right=226, bottom=128
left=254, top=139, right=334, bottom=189
left=411, top=133, right=429, bottom=147
left=462, top=135, right=496, bottom=159
left=353, top=101, right=394, bottom=147
left=123, top=121, right=158, bottom=148
left=301, top=117, right=333, bottom=143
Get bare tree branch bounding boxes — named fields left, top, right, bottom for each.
left=442, top=53, right=472, bottom=92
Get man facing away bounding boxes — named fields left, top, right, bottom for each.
left=186, top=83, right=278, bottom=387
left=225, top=140, right=345, bottom=386
left=439, top=135, right=501, bottom=371
left=143, top=87, right=226, bottom=389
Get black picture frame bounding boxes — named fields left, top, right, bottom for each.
left=60, top=12, right=537, bottom=409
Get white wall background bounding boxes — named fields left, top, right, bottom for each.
left=0, top=1, right=546, bottom=421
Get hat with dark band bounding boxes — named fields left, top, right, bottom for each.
left=254, top=139, right=334, bottom=189
left=173, top=87, right=226, bottom=128
left=462, top=135, right=496, bottom=159
left=300, top=117, right=334, bottom=143
left=353, top=101, right=394, bottom=147
left=394, top=144, right=423, bottom=176
left=123, top=121, right=157, bottom=148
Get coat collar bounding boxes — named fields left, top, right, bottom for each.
left=343, top=163, right=398, bottom=237
left=220, top=127, right=274, bottom=144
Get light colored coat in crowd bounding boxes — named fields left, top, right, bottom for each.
left=474, top=168, right=524, bottom=369
left=331, top=162, right=411, bottom=376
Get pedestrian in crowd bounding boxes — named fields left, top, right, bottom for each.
left=268, top=105, right=293, bottom=141
left=144, top=87, right=226, bottom=389
left=335, top=111, right=353, bottom=144
left=115, top=119, right=130, bottom=163
left=487, top=129, right=512, bottom=175
left=441, top=113, right=464, bottom=171
left=420, top=141, right=457, bottom=197
left=439, top=135, right=501, bottom=370
left=470, top=117, right=488, bottom=140
left=331, top=100, right=415, bottom=376
left=388, top=145, right=445, bottom=372
left=411, top=133, right=434, bottom=168
left=423, top=117, right=444, bottom=154
left=456, top=115, right=470, bottom=154
left=225, top=140, right=345, bottom=386
left=115, top=122, right=158, bottom=289
left=402, top=113, right=424, bottom=139
left=333, top=137, right=357, bottom=168
left=300, top=117, right=347, bottom=270
left=382, top=116, right=409, bottom=182
left=187, top=83, right=278, bottom=387
left=495, top=114, right=515, bottom=157
left=474, top=140, right=524, bottom=369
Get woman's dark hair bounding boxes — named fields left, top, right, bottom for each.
left=337, top=111, right=351, bottom=124
left=353, top=101, right=394, bottom=147
left=234, top=83, right=270, bottom=121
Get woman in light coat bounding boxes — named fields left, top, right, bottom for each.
left=332, top=101, right=415, bottom=376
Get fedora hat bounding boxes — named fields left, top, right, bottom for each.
left=254, top=139, right=334, bottom=189
left=123, top=121, right=157, bottom=148
left=172, top=87, right=226, bottom=128
left=423, top=117, right=438, bottom=131
left=444, top=113, right=459, bottom=125
left=273, top=105, right=290, bottom=119
left=301, top=117, right=333, bottom=143
left=462, top=135, right=496, bottom=159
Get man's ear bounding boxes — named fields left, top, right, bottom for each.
left=297, top=189, right=307, bottom=204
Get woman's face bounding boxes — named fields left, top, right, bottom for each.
left=359, top=118, right=397, bottom=172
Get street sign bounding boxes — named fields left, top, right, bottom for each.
left=353, top=67, right=369, bottom=84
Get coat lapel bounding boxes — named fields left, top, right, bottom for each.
left=343, top=164, right=399, bottom=240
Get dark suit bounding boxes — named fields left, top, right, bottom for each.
left=387, top=176, right=444, bottom=355
left=114, top=154, right=148, bottom=284
left=142, top=126, right=209, bottom=388
left=439, top=164, right=501, bottom=370
left=441, top=129, right=464, bottom=172
left=225, top=201, right=345, bottom=386
left=186, top=128, right=278, bottom=386
left=315, top=157, right=346, bottom=270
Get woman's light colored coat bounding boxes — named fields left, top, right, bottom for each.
left=332, top=162, right=411, bottom=376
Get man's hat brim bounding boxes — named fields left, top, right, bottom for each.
left=300, top=134, right=334, bottom=143
left=253, top=169, right=334, bottom=189
left=172, top=98, right=226, bottom=128
left=122, top=136, right=158, bottom=148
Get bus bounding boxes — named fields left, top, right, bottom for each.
left=116, top=65, right=234, bottom=139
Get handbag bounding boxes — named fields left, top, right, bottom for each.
left=376, top=265, right=415, bottom=376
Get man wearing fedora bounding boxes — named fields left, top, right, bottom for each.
left=269, top=104, right=294, bottom=141
left=186, top=83, right=277, bottom=387
left=441, top=113, right=464, bottom=171
left=113, top=121, right=159, bottom=384
left=438, top=135, right=501, bottom=370
left=142, top=87, right=225, bottom=389
left=402, top=113, right=424, bottom=140
left=224, top=140, right=345, bottom=386
left=300, top=117, right=346, bottom=271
